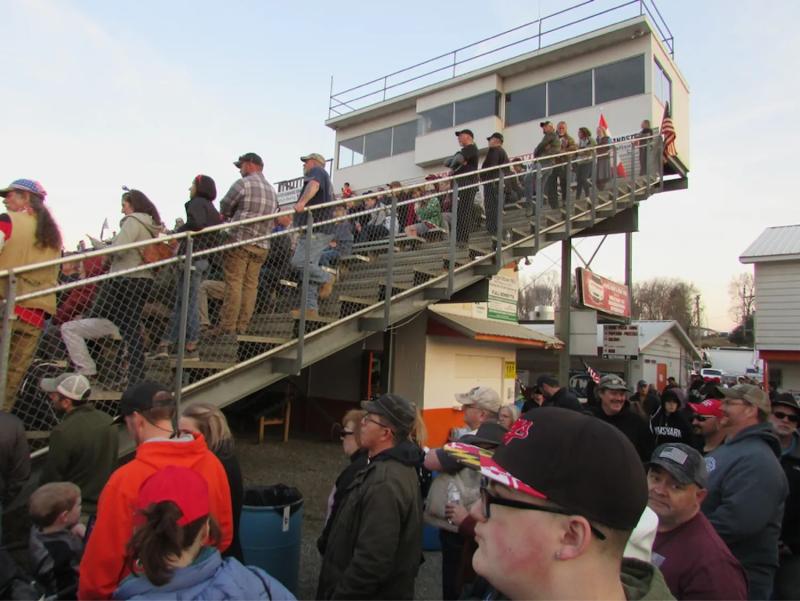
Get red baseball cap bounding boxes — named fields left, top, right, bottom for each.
left=136, top=466, right=209, bottom=526
left=688, top=398, right=723, bottom=418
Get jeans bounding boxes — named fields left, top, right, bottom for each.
left=164, top=258, right=208, bottom=344
left=576, top=162, right=592, bottom=199
left=319, top=248, right=340, bottom=267
left=290, top=232, right=334, bottom=311
left=221, top=244, right=268, bottom=333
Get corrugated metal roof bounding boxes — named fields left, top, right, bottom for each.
left=429, top=307, right=563, bottom=349
left=740, top=224, right=800, bottom=263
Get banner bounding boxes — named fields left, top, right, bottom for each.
left=576, top=267, right=630, bottom=318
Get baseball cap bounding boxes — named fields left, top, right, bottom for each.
left=637, top=380, right=648, bottom=388
left=119, top=380, right=175, bottom=417
left=445, top=408, right=647, bottom=530
left=300, top=153, right=326, bottom=164
left=539, top=121, right=552, bottom=128
left=648, top=443, right=708, bottom=488
left=136, top=466, right=209, bottom=526
left=455, top=386, right=502, bottom=413
left=688, top=398, right=723, bottom=418
left=773, top=392, right=800, bottom=412
left=40, top=373, right=91, bottom=401
left=536, top=374, right=559, bottom=388
left=459, top=422, right=507, bottom=447
left=454, top=129, right=474, bottom=138
left=0, top=179, right=47, bottom=199
left=361, top=393, right=416, bottom=435
left=722, top=383, right=770, bottom=414
left=597, top=374, right=630, bottom=392
left=487, top=132, right=504, bottom=142
left=233, top=152, right=263, bottom=168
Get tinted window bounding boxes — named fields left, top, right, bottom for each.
left=548, top=70, right=592, bottom=115
left=653, top=59, right=672, bottom=107
left=418, top=104, right=454, bottom=135
left=392, top=121, right=416, bottom=155
left=364, top=127, right=392, bottom=161
left=505, top=84, right=546, bottom=126
left=455, top=91, right=501, bottom=125
left=594, top=55, right=645, bottom=104
left=338, top=136, right=364, bottom=169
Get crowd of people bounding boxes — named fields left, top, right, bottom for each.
left=2, top=365, right=797, bottom=600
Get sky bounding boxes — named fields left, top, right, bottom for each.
left=3, top=0, right=799, bottom=332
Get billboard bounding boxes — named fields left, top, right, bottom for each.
left=576, top=267, right=631, bottom=318
left=602, top=324, right=639, bottom=360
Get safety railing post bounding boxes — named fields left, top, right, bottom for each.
left=0, top=271, right=17, bottom=407
left=644, top=136, right=652, bottom=197
left=565, top=156, right=574, bottom=239
left=448, top=180, right=459, bottom=295
left=173, top=236, right=193, bottom=412
left=590, top=148, right=598, bottom=226
left=296, top=210, right=313, bottom=374
left=384, top=195, right=397, bottom=326
left=495, top=169, right=505, bottom=265
left=657, top=135, right=665, bottom=192
left=630, top=140, right=637, bottom=199
left=611, top=145, right=619, bottom=212
left=534, top=162, right=543, bottom=255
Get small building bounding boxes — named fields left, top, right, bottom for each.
left=740, top=225, right=800, bottom=394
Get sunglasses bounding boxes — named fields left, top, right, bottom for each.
left=480, top=485, right=606, bottom=541
left=339, top=429, right=354, bottom=440
left=774, top=411, right=800, bottom=424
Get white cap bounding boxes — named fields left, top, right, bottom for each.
left=40, top=373, right=91, bottom=401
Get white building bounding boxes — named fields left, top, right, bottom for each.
left=741, top=225, right=800, bottom=394
left=325, top=4, right=689, bottom=190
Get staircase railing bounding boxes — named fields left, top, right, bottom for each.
left=0, top=135, right=663, bottom=449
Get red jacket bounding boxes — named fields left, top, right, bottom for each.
left=53, top=256, right=106, bottom=326
left=78, top=432, right=233, bottom=599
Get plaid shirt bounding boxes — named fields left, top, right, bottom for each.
left=219, top=172, right=278, bottom=249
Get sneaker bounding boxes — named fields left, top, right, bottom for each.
left=290, top=308, right=320, bottom=320
left=319, top=274, right=336, bottom=300
left=153, top=343, right=170, bottom=360
left=183, top=346, right=200, bottom=362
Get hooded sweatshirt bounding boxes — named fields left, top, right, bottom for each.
left=316, top=440, right=424, bottom=600
left=78, top=432, right=233, bottom=600
left=29, top=526, right=83, bottom=599
left=113, top=546, right=295, bottom=600
left=779, top=430, right=800, bottom=553
left=110, top=212, right=162, bottom=277
left=621, top=558, right=675, bottom=600
left=649, top=394, right=692, bottom=447
left=702, top=422, right=789, bottom=599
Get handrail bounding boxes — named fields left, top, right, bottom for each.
left=328, top=0, right=674, bottom=118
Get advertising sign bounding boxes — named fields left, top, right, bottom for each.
left=487, top=268, right=518, bottom=323
left=602, top=324, right=639, bottom=360
left=576, top=267, right=631, bottom=318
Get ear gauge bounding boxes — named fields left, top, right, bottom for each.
left=554, top=550, right=562, bottom=560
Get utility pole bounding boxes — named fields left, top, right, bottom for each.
left=558, top=241, right=572, bottom=387
left=694, top=294, right=701, bottom=329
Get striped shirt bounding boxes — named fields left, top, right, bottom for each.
left=219, top=172, right=278, bottom=249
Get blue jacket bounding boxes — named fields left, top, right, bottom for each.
left=702, top=422, right=788, bottom=598
left=113, top=547, right=295, bottom=600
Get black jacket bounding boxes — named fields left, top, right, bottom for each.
left=779, top=432, right=800, bottom=554
left=177, top=195, right=222, bottom=252
left=316, top=441, right=424, bottom=600
left=217, top=451, right=244, bottom=562
left=480, top=147, right=510, bottom=182
left=590, top=405, right=654, bottom=463
left=543, top=387, right=583, bottom=413
left=649, top=404, right=692, bottom=447
left=317, top=449, right=369, bottom=555
left=0, top=411, right=30, bottom=504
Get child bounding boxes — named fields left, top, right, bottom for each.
left=320, top=205, right=354, bottom=267
left=28, top=482, right=84, bottom=599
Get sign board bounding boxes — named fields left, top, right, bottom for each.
left=277, top=188, right=301, bottom=207
left=602, top=324, right=639, bottom=360
left=487, top=268, right=518, bottom=323
left=504, top=361, right=517, bottom=379
left=576, top=267, right=631, bottom=318
left=555, top=309, right=598, bottom=356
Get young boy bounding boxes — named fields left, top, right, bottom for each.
left=28, top=482, right=84, bottom=599
left=320, top=205, right=354, bottom=267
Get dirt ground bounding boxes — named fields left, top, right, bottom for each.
left=235, top=429, right=442, bottom=600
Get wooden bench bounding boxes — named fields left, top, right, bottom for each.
left=258, top=399, right=291, bottom=443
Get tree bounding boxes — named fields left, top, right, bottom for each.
left=728, top=314, right=755, bottom=346
left=632, top=277, right=698, bottom=333
left=518, top=270, right=559, bottom=319
left=728, top=272, right=755, bottom=325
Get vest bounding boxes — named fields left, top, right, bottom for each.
left=0, top=211, right=60, bottom=314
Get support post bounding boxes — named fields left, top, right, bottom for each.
left=590, top=147, right=598, bottom=225
left=173, top=236, right=193, bottom=412
left=558, top=241, right=571, bottom=387
left=624, top=232, right=634, bottom=385
left=384, top=194, right=397, bottom=326
left=447, top=180, right=459, bottom=296
left=495, top=170, right=505, bottom=265
left=295, top=211, right=314, bottom=373
left=533, top=163, right=543, bottom=255
left=0, top=271, right=17, bottom=406
left=565, top=156, right=573, bottom=238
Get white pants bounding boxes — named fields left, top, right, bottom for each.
left=60, top=318, right=121, bottom=376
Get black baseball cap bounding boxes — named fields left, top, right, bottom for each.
left=540, top=121, right=552, bottom=128
left=773, top=392, right=800, bottom=412
left=361, top=393, right=416, bottom=435
left=487, top=132, right=504, bottom=142
left=536, top=374, right=559, bottom=388
left=648, top=443, right=708, bottom=488
left=119, top=380, right=175, bottom=417
left=233, top=152, right=264, bottom=168
left=454, top=129, right=474, bottom=138
left=445, top=407, right=647, bottom=531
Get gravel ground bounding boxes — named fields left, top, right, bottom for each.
left=235, top=431, right=442, bottom=600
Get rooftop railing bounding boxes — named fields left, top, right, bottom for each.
left=328, top=0, right=673, bottom=119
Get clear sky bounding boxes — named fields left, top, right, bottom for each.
left=3, top=0, right=799, bottom=331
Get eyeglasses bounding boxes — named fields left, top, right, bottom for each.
left=339, top=429, right=354, bottom=440
left=691, top=414, right=710, bottom=422
left=480, top=486, right=606, bottom=541
left=362, top=415, right=393, bottom=431
left=774, top=411, right=800, bottom=424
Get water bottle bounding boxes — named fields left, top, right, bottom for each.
left=447, top=482, right=461, bottom=506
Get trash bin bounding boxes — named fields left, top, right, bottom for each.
left=240, top=485, right=303, bottom=594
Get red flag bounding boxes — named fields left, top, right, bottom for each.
left=598, top=113, right=611, bottom=137
left=661, top=102, right=677, bottom=161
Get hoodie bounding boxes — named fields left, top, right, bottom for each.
left=113, top=547, right=295, bottom=600
left=29, top=527, right=83, bottom=599
left=702, top=422, right=789, bottom=599
left=649, top=398, right=692, bottom=447
left=779, top=430, right=800, bottom=554
left=78, top=432, right=233, bottom=600
left=621, top=558, right=675, bottom=600
left=110, top=212, right=162, bottom=277
left=316, top=440, right=424, bottom=600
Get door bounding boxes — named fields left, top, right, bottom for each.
left=656, top=363, right=668, bottom=392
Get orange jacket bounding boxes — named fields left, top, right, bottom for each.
left=78, top=432, right=233, bottom=599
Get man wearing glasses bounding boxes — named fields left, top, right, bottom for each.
left=702, top=384, right=788, bottom=600
left=687, top=398, right=727, bottom=455
left=769, top=393, right=800, bottom=598
left=316, top=394, right=423, bottom=600
left=444, top=407, right=671, bottom=600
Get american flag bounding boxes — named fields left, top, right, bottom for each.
left=583, top=361, right=601, bottom=384
left=661, top=102, right=677, bottom=161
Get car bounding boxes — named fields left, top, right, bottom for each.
left=700, top=368, right=724, bottom=384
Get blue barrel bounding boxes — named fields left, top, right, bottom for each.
left=239, top=485, right=304, bottom=594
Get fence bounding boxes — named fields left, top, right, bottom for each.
left=0, top=135, right=663, bottom=451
